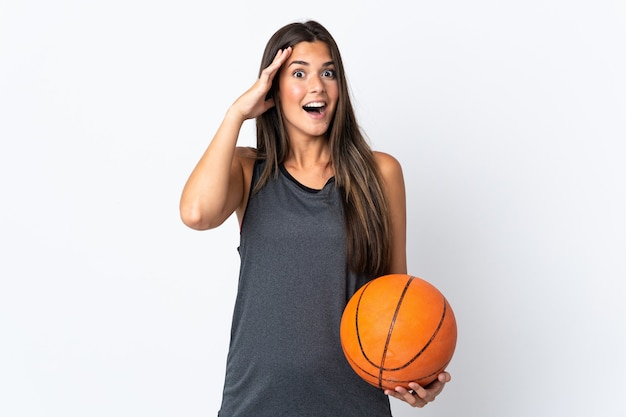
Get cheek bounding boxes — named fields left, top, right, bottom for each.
left=327, top=85, right=340, bottom=108
left=325, top=80, right=339, bottom=97
left=280, top=83, right=306, bottom=104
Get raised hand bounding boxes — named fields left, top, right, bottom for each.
left=230, top=47, right=292, bottom=121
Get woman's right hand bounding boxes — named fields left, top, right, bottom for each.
left=230, top=47, right=292, bottom=120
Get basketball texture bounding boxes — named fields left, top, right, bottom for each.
left=340, top=274, right=457, bottom=390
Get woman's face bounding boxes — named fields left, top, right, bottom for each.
left=277, top=41, right=339, bottom=141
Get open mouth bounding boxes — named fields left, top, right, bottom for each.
left=302, top=102, right=326, bottom=114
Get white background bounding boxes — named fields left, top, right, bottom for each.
left=1, top=1, right=625, bottom=416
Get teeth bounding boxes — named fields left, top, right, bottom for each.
left=304, top=102, right=325, bottom=108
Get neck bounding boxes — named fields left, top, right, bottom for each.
left=283, top=139, right=334, bottom=188
left=285, top=137, right=331, bottom=169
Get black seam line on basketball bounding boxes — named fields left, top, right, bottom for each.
left=382, top=295, right=449, bottom=372
left=344, top=351, right=381, bottom=382
left=378, top=275, right=415, bottom=388
left=355, top=281, right=375, bottom=367
left=354, top=279, right=394, bottom=388
left=382, top=357, right=453, bottom=385
left=346, top=350, right=450, bottom=386
left=410, top=359, right=452, bottom=382
left=379, top=359, right=453, bottom=386
left=346, top=354, right=452, bottom=387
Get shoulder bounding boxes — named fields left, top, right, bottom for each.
left=373, top=151, right=404, bottom=182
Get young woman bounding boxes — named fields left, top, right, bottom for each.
left=180, top=20, right=450, bottom=416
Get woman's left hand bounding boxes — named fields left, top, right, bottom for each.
left=384, top=372, right=451, bottom=408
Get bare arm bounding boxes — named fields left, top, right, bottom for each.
left=179, top=47, right=292, bottom=230
left=374, top=151, right=408, bottom=274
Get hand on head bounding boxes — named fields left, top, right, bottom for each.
left=230, top=47, right=292, bottom=121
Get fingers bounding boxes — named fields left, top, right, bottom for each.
left=437, top=371, right=452, bottom=384
left=259, top=47, right=292, bottom=85
left=384, top=372, right=451, bottom=408
left=385, top=386, right=428, bottom=408
left=257, top=48, right=291, bottom=105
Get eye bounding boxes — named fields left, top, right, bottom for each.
left=293, top=70, right=305, bottom=78
left=322, top=69, right=336, bottom=79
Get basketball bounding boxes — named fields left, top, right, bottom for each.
left=340, top=274, right=457, bottom=390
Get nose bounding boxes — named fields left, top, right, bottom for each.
left=309, top=74, right=325, bottom=93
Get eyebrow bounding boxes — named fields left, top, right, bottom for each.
left=288, top=60, right=335, bottom=67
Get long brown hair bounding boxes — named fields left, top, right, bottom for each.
left=255, top=21, right=391, bottom=277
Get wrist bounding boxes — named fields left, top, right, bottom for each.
left=223, top=106, right=247, bottom=126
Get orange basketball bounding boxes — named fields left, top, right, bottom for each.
left=340, top=274, right=457, bottom=390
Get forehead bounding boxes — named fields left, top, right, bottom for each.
left=288, top=41, right=333, bottom=64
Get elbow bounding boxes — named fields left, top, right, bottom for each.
left=180, top=210, right=203, bottom=230
left=180, top=203, right=210, bottom=230
left=180, top=202, right=226, bottom=230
